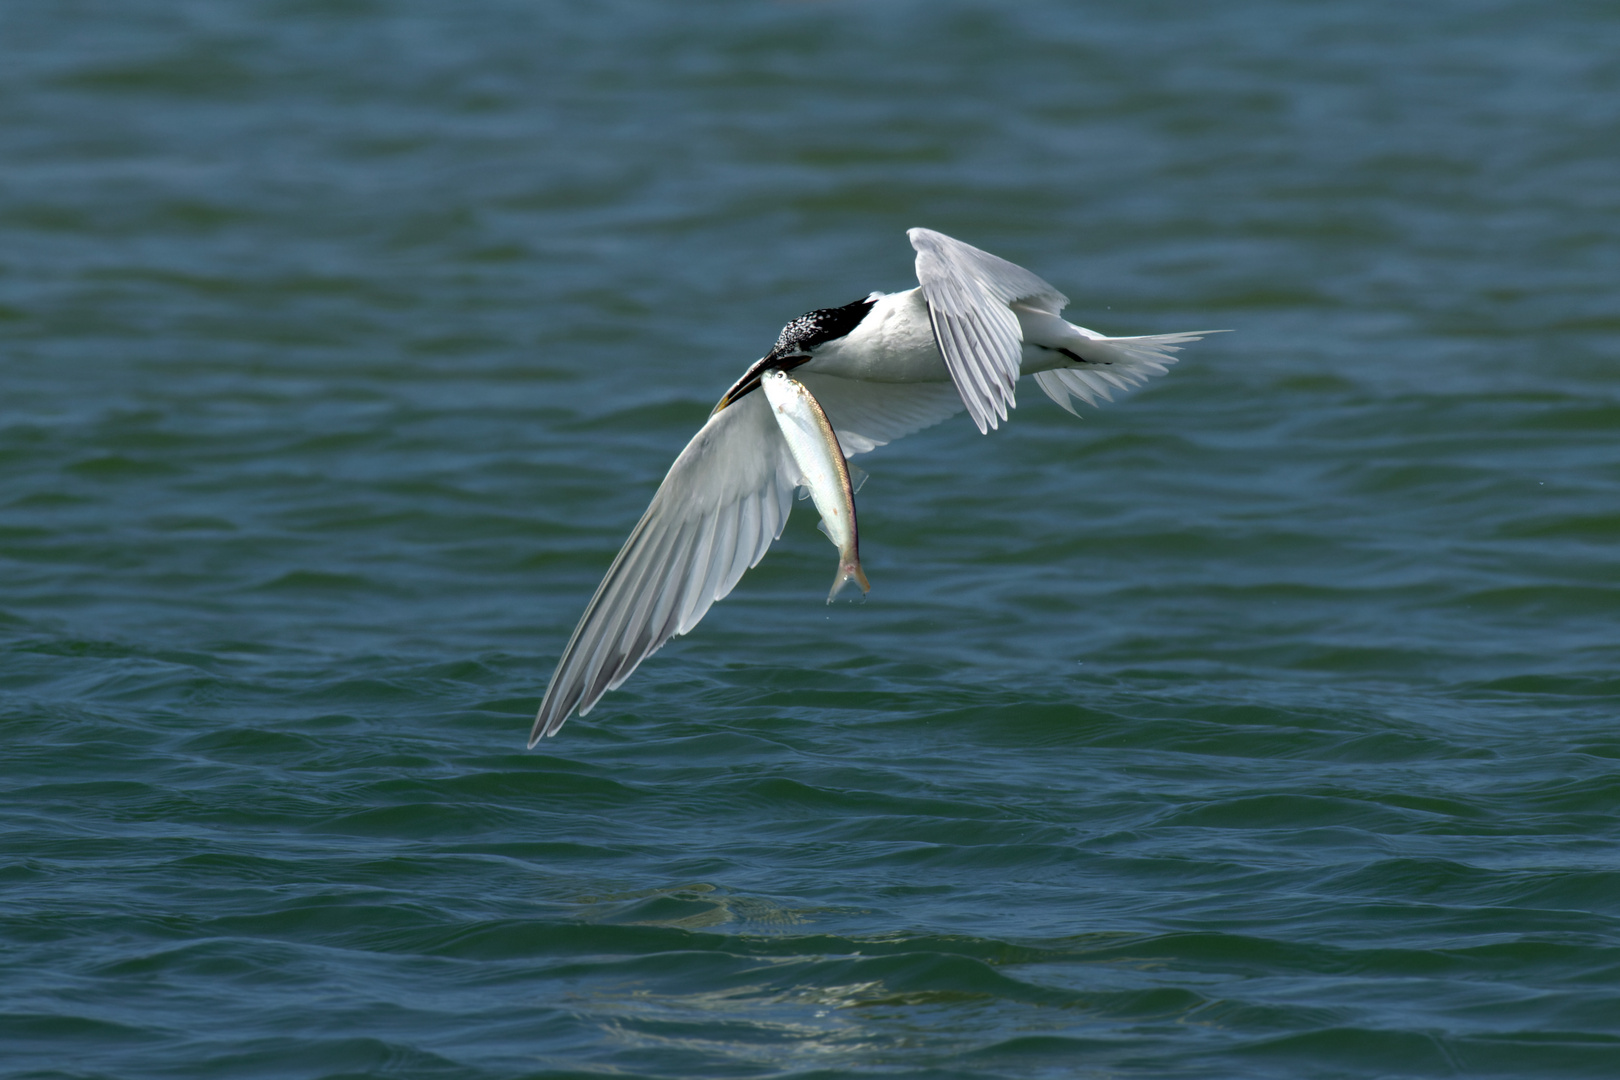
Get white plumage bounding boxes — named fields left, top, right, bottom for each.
left=530, top=228, right=1224, bottom=744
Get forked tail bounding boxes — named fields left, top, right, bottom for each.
left=828, top=558, right=871, bottom=602
left=1034, top=329, right=1230, bottom=415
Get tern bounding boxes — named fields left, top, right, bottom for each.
left=531, top=228, right=1223, bottom=744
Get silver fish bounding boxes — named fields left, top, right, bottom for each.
left=529, top=229, right=1223, bottom=743
left=760, top=369, right=871, bottom=601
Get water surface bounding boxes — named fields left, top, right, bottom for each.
left=3, top=1, right=1619, bottom=1077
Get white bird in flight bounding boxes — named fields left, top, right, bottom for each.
left=531, top=228, right=1223, bottom=744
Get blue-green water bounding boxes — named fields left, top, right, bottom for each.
left=4, top=2, right=1619, bottom=1077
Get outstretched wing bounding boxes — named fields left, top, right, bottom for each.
left=795, top=372, right=965, bottom=456
left=909, top=227, right=1069, bottom=434
left=531, top=392, right=799, bottom=743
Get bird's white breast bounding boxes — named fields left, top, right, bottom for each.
left=802, top=289, right=951, bottom=384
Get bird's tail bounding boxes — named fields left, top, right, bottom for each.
left=1034, top=329, right=1229, bottom=416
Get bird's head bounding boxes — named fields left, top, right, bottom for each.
left=711, top=295, right=877, bottom=413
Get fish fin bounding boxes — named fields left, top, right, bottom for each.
left=796, top=484, right=812, bottom=501
left=826, top=558, right=871, bottom=602
left=848, top=462, right=868, bottom=494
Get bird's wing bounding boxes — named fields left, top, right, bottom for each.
left=531, top=392, right=798, bottom=743
left=794, top=373, right=965, bottom=456
left=909, top=228, right=1069, bottom=434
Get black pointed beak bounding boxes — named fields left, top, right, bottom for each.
left=711, top=352, right=810, bottom=414
left=712, top=366, right=765, bottom=414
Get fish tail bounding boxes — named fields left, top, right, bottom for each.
left=827, top=557, right=871, bottom=603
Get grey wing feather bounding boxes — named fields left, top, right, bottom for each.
left=530, top=393, right=798, bottom=743
left=794, top=373, right=965, bottom=456
left=909, top=227, right=1069, bottom=434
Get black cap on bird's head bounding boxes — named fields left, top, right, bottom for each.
left=712, top=295, right=878, bottom=413
left=765, top=295, right=878, bottom=361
